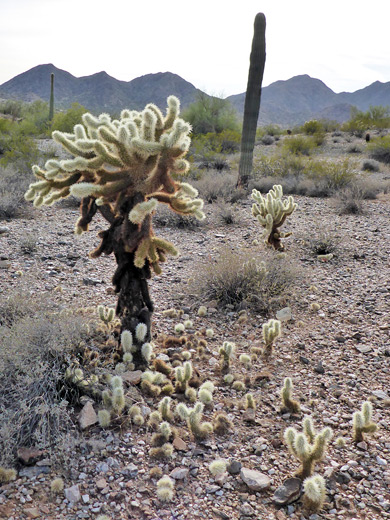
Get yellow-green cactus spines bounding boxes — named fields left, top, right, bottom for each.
left=352, top=401, right=378, bottom=443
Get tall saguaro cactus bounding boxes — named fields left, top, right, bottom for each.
left=49, top=73, right=54, bottom=121
left=237, top=13, right=266, bottom=188
left=25, top=96, right=204, bottom=368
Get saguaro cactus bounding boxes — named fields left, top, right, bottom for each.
left=49, top=73, right=54, bottom=121
left=252, top=184, right=297, bottom=250
left=237, top=13, right=266, bottom=188
left=25, top=96, right=204, bottom=368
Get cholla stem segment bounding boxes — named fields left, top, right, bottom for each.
left=352, top=401, right=378, bottom=443
left=303, top=475, right=326, bottom=513
left=284, top=417, right=333, bottom=479
left=251, top=184, right=297, bottom=250
left=262, top=319, right=281, bottom=358
left=176, top=401, right=213, bottom=440
left=281, top=377, right=301, bottom=414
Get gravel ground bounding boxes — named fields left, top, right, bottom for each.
left=0, top=135, right=390, bottom=520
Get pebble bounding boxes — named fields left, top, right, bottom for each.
left=240, top=468, right=271, bottom=491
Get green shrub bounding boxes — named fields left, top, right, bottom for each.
left=302, top=120, right=324, bottom=135
left=342, top=105, right=390, bottom=134
left=367, top=135, right=390, bottom=164
left=304, top=158, right=357, bottom=189
left=282, top=135, right=316, bottom=156
left=182, top=92, right=240, bottom=135
left=0, top=164, right=34, bottom=219
left=50, top=103, right=88, bottom=133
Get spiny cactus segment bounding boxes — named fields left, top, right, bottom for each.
left=176, top=401, right=213, bottom=440
left=219, top=341, right=236, bottom=373
left=251, top=184, right=297, bottom=250
left=302, top=475, right=327, bottom=512
left=262, top=318, right=281, bottom=358
left=281, top=377, right=301, bottom=414
left=352, top=401, right=378, bottom=443
left=284, top=416, right=333, bottom=479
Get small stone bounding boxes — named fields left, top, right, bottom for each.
left=0, top=260, right=11, bottom=269
left=357, top=441, right=367, bottom=451
left=299, top=356, right=310, bottom=365
left=96, top=478, right=108, bottom=489
left=23, top=507, right=40, bottom=519
left=227, top=460, right=242, bottom=475
left=122, top=370, right=143, bottom=385
left=239, top=502, right=255, bottom=516
left=314, top=361, right=325, bottom=374
left=276, top=307, right=292, bottom=322
left=356, top=345, right=372, bottom=354
left=273, top=478, right=302, bottom=506
left=242, top=408, right=256, bottom=423
left=173, top=437, right=188, bottom=451
left=0, top=226, right=10, bottom=235
left=169, top=467, right=189, bottom=480
left=372, top=390, right=388, bottom=400
left=18, top=465, right=50, bottom=478
left=96, top=461, right=110, bottom=473
left=17, top=447, right=45, bottom=465
left=240, top=468, right=271, bottom=491
left=64, top=484, right=81, bottom=504
left=78, top=401, right=97, bottom=429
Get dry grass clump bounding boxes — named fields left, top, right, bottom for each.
left=153, top=203, right=203, bottom=230
left=0, top=164, right=32, bottom=220
left=304, top=226, right=341, bottom=257
left=191, top=172, right=244, bottom=203
left=190, top=248, right=299, bottom=314
left=0, top=297, right=88, bottom=466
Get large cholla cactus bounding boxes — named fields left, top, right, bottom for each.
left=251, top=184, right=296, bottom=250
left=25, top=96, right=204, bottom=368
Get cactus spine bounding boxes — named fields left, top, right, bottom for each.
left=284, top=417, right=333, bottom=479
left=352, top=401, right=378, bottom=443
left=262, top=318, right=281, bottom=358
left=302, top=475, right=326, bottom=512
left=237, top=13, right=266, bottom=188
left=281, top=377, right=301, bottom=414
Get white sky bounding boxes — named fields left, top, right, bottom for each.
left=1, top=0, right=390, bottom=97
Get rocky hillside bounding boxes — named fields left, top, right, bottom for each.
left=1, top=64, right=390, bottom=125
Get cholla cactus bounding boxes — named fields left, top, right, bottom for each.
left=219, top=341, right=236, bottom=373
left=352, top=401, right=378, bottom=443
left=262, top=319, right=281, bottom=358
left=281, top=377, right=301, bottom=414
left=284, top=417, right=333, bottom=479
left=209, top=459, right=227, bottom=477
left=158, top=396, right=173, bottom=422
left=25, top=97, right=204, bottom=369
left=174, top=361, right=193, bottom=393
left=156, top=475, right=175, bottom=502
left=251, top=184, right=297, bottom=250
left=176, top=401, right=213, bottom=440
left=302, top=475, right=327, bottom=512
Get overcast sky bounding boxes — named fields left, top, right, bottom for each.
left=1, top=0, right=390, bottom=97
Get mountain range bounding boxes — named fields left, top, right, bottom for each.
left=1, top=64, right=390, bottom=126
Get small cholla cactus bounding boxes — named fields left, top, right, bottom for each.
left=97, top=304, right=115, bottom=326
left=209, top=459, right=227, bottom=477
left=129, top=404, right=144, bottom=426
left=284, top=417, right=333, bottom=479
left=176, top=401, right=213, bottom=440
left=174, top=361, right=193, bottom=393
left=281, top=377, right=301, bottom=414
left=174, top=323, right=185, bottom=334
left=352, top=401, right=378, bottom=443
left=262, top=319, right=281, bottom=358
left=302, top=475, right=327, bottom=513
left=157, top=475, right=175, bottom=502
left=239, top=353, right=251, bottom=368
left=50, top=477, right=64, bottom=493
left=232, top=380, right=246, bottom=392
left=219, top=341, right=236, bottom=373
left=206, top=328, right=214, bottom=338
left=197, top=305, right=207, bottom=316
left=212, top=413, right=233, bottom=435
left=244, top=393, right=256, bottom=411
left=0, top=467, right=17, bottom=484
left=251, top=184, right=297, bottom=250
left=158, top=396, right=173, bottom=422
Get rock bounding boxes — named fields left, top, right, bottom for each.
left=64, top=484, right=81, bottom=504
left=356, top=441, right=367, bottom=451
left=239, top=502, right=256, bottom=516
left=314, top=361, right=325, bottom=374
left=0, top=226, right=10, bottom=235
left=240, top=468, right=271, bottom=491
left=173, top=437, right=188, bottom=451
left=82, top=277, right=103, bottom=286
left=372, top=390, right=388, bottom=400
left=356, top=345, right=372, bottom=354
left=0, top=260, right=11, bottom=269
left=96, top=478, right=108, bottom=489
left=78, top=401, right=97, bottom=429
left=122, top=370, right=143, bottom=385
left=170, top=467, right=189, bottom=480
left=23, top=507, right=40, bottom=519
left=242, top=408, right=256, bottom=423
left=227, top=459, right=242, bottom=475
left=17, top=447, right=45, bottom=466
left=276, top=307, right=292, bottom=322
left=123, top=463, right=138, bottom=478
left=273, top=477, right=302, bottom=506
left=18, top=465, right=50, bottom=478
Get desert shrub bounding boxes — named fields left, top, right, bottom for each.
left=367, top=135, right=390, bottom=164
left=252, top=154, right=305, bottom=178
left=362, top=159, right=380, bottom=172
left=154, top=203, right=203, bottom=229
left=257, top=124, right=283, bottom=138
left=304, top=158, right=357, bottom=191
left=0, top=308, right=88, bottom=466
left=301, top=120, right=324, bottom=135
left=334, top=185, right=364, bottom=215
left=320, top=120, right=340, bottom=133
left=50, top=103, right=88, bottom=133
left=305, top=228, right=340, bottom=256
left=282, top=135, right=316, bottom=156
left=342, top=105, right=390, bottom=134
left=19, top=232, right=38, bottom=254
left=191, top=248, right=299, bottom=314
left=0, top=129, right=40, bottom=171
left=0, top=164, right=33, bottom=219
left=192, top=171, right=240, bottom=203
left=182, top=92, right=240, bottom=135
left=346, top=144, right=363, bottom=154
left=214, top=199, right=237, bottom=225
left=261, top=135, right=274, bottom=145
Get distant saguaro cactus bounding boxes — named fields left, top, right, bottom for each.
left=25, top=96, right=204, bottom=368
left=237, top=13, right=266, bottom=188
left=49, top=73, right=54, bottom=121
